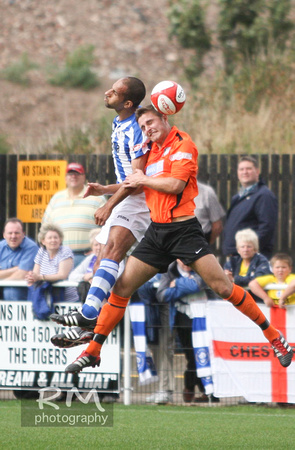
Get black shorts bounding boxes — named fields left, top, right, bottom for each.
left=131, top=217, right=213, bottom=273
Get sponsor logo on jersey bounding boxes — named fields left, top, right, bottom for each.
left=169, top=151, right=192, bottom=161
left=146, top=160, right=164, bottom=177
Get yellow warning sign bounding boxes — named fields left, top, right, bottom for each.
left=17, top=160, right=67, bottom=223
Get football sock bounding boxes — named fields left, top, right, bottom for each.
left=225, top=283, right=280, bottom=342
left=82, top=259, right=119, bottom=319
left=86, top=292, right=129, bottom=357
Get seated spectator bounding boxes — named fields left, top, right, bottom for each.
left=132, top=274, right=174, bottom=405
left=224, top=228, right=271, bottom=302
left=249, top=253, right=295, bottom=308
left=0, top=218, right=38, bottom=300
left=26, top=223, right=78, bottom=302
left=69, top=229, right=102, bottom=303
left=277, top=277, right=295, bottom=309
left=69, top=228, right=102, bottom=284
left=157, top=259, right=218, bottom=404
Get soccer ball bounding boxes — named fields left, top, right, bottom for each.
left=151, top=80, right=186, bottom=115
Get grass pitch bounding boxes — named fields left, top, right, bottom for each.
left=1, top=400, right=295, bottom=449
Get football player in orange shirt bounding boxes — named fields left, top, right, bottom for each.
left=64, top=105, right=293, bottom=373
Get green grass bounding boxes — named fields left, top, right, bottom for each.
left=2, top=401, right=295, bottom=449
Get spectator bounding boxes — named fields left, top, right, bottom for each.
left=0, top=218, right=38, bottom=300
left=68, top=228, right=102, bottom=287
left=157, top=259, right=218, bottom=403
left=68, top=228, right=127, bottom=306
left=249, top=253, right=295, bottom=308
left=42, top=162, right=106, bottom=267
left=194, top=181, right=225, bottom=245
left=134, top=274, right=174, bottom=405
left=26, top=223, right=78, bottom=302
left=224, top=228, right=271, bottom=302
left=222, top=156, right=278, bottom=259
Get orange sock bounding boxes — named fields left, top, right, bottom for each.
left=226, top=284, right=279, bottom=343
left=86, top=292, right=129, bottom=357
left=87, top=340, right=102, bottom=356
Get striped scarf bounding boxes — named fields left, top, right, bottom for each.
left=190, top=301, right=214, bottom=395
left=129, top=302, right=158, bottom=385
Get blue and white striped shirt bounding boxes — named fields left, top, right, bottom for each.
left=111, top=113, right=148, bottom=183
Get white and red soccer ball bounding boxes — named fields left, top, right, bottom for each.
left=151, top=80, right=186, bottom=115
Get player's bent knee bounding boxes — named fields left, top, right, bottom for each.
left=211, top=282, right=233, bottom=299
left=113, top=277, right=134, bottom=298
left=103, top=243, right=125, bottom=262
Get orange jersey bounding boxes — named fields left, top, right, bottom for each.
left=144, top=126, right=198, bottom=223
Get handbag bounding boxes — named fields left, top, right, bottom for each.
left=28, top=281, right=54, bottom=321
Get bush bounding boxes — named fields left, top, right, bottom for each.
left=49, top=112, right=113, bottom=156
left=218, top=0, right=294, bottom=74
left=168, top=0, right=211, bottom=79
left=232, top=52, right=294, bottom=112
left=0, top=53, right=38, bottom=86
left=0, top=134, right=12, bottom=154
left=48, top=45, right=100, bottom=90
left=51, top=128, right=97, bottom=155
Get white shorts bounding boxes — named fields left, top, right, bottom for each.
left=96, top=192, right=150, bottom=245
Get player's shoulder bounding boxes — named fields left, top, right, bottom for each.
left=174, top=127, right=194, bottom=141
left=116, top=112, right=138, bottom=128
left=172, top=127, right=197, bottom=151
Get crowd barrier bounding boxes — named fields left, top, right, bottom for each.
left=0, top=281, right=294, bottom=406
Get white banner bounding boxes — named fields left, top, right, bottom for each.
left=207, top=301, right=295, bottom=403
left=0, top=301, right=120, bottom=392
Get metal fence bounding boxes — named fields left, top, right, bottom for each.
left=0, top=153, right=116, bottom=242
left=1, top=153, right=295, bottom=259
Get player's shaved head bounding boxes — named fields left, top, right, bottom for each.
left=121, top=77, right=146, bottom=108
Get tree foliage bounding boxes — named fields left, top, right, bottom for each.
left=218, top=0, right=294, bottom=73
left=168, top=0, right=211, bottom=78
left=168, top=0, right=294, bottom=79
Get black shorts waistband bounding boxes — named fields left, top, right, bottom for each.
left=151, top=217, right=198, bottom=228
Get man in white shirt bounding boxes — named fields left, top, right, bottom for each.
left=194, top=181, right=225, bottom=245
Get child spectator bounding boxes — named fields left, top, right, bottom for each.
left=249, top=253, right=295, bottom=308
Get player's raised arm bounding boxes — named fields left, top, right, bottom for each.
left=83, top=182, right=121, bottom=198
left=125, top=169, right=186, bottom=194
left=93, top=183, right=136, bottom=226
